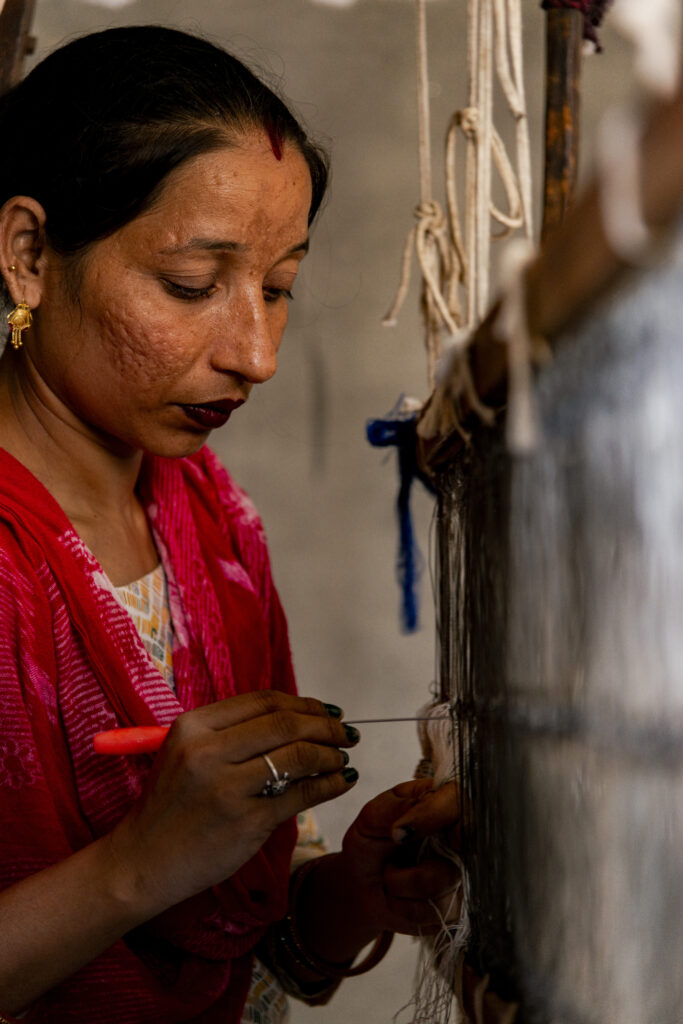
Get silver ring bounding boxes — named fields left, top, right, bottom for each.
left=260, top=753, right=290, bottom=797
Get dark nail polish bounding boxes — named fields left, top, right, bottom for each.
left=342, top=767, right=359, bottom=784
left=324, top=702, right=343, bottom=719
left=344, top=724, right=361, bottom=744
left=341, top=749, right=350, bottom=766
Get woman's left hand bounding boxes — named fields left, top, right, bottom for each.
left=338, top=778, right=462, bottom=936
left=285, top=779, right=462, bottom=979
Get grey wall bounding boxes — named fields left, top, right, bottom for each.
left=26, top=1, right=636, bottom=1019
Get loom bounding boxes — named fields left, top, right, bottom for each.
left=376, top=2, right=683, bottom=1021
left=421, top=26, right=683, bottom=1024
left=434, top=233, right=683, bottom=1019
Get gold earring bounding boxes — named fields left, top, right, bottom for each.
left=7, top=300, right=32, bottom=350
left=8, top=265, right=16, bottom=272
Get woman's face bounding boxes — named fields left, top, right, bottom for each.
left=32, top=133, right=313, bottom=457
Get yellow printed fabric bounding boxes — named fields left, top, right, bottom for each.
left=115, top=564, right=176, bottom=691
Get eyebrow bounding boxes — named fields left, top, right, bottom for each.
left=159, top=237, right=310, bottom=257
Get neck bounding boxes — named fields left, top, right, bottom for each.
left=0, top=347, right=143, bottom=522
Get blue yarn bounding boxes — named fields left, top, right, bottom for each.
left=367, top=398, right=434, bottom=633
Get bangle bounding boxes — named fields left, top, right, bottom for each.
left=280, top=858, right=394, bottom=979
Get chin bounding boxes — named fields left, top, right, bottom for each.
left=142, top=426, right=217, bottom=460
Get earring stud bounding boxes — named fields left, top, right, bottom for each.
left=8, top=265, right=16, bottom=272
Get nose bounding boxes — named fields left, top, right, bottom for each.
left=213, top=290, right=279, bottom=384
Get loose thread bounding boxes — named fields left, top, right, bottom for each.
left=399, top=701, right=471, bottom=1024
left=366, top=396, right=435, bottom=632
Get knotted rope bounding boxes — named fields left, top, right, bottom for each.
left=384, top=0, right=534, bottom=414
left=382, top=0, right=466, bottom=392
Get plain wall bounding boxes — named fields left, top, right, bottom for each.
left=24, top=1, right=637, bottom=1019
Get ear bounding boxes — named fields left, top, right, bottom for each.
left=0, top=196, right=49, bottom=311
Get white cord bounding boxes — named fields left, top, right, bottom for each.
left=596, top=107, right=651, bottom=265
left=611, top=0, right=681, bottom=98
left=383, top=0, right=535, bottom=399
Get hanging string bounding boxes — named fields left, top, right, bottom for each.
left=494, top=237, right=549, bottom=454
left=367, top=396, right=435, bottom=632
left=384, top=0, right=535, bottom=442
left=494, top=0, right=534, bottom=242
left=372, top=0, right=536, bottom=633
left=396, top=701, right=472, bottom=1024
left=416, top=0, right=433, bottom=204
left=383, top=0, right=463, bottom=391
left=453, top=0, right=534, bottom=326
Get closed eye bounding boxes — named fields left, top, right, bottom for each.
left=263, top=287, right=294, bottom=304
left=161, top=279, right=216, bottom=301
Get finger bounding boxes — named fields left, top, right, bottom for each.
left=173, top=690, right=343, bottom=735
left=256, top=765, right=360, bottom=823
left=350, top=779, right=435, bottom=842
left=391, top=782, right=461, bottom=843
left=244, top=741, right=350, bottom=794
left=210, top=708, right=359, bottom=764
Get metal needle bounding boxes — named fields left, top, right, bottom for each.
left=345, top=715, right=451, bottom=724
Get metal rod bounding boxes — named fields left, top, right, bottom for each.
left=345, top=715, right=451, bottom=724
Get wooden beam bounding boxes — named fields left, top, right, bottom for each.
left=541, top=9, right=583, bottom=240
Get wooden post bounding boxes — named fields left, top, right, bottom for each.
left=0, top=0, right=36, bottom=95
left=541, top=8, right=584, bottom=240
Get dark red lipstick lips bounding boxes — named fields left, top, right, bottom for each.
left=178, top=399, right=244, bottom=430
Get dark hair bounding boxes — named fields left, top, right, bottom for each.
left=0, top=25, right=329, bottom=261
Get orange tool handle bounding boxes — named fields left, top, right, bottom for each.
left=94, top=726, right=170, bottom=755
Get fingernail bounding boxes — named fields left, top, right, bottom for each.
left=341, top=749, right=350, bottom=766
left=392, top=825, right=416, bottom=844
left=324, top=702, right=343, bottom=719
left=342, top=767, right=359, bottom=784
left=343, top=724, right=361, bottom=744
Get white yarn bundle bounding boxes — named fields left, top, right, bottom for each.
left=397, top=702, right=471, bottom=1024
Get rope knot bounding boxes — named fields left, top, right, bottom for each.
left=456, top=107, right=479, bottom=138
left=414, top=200, right=446, bottom=231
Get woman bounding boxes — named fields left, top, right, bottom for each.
left=0, top=26, right=459, bottom=1023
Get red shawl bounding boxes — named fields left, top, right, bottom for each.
left=0, top=446, right=298, bottom=1022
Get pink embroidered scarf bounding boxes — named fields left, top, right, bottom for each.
left=0, top=446, right=297, bottom=1022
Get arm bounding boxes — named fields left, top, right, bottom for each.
left=0, top=692, right=359, bottom=1014
left=0, top=832, right=158, bottom=1014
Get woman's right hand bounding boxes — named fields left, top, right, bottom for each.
left=105, top=691, right=359, bottom=916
